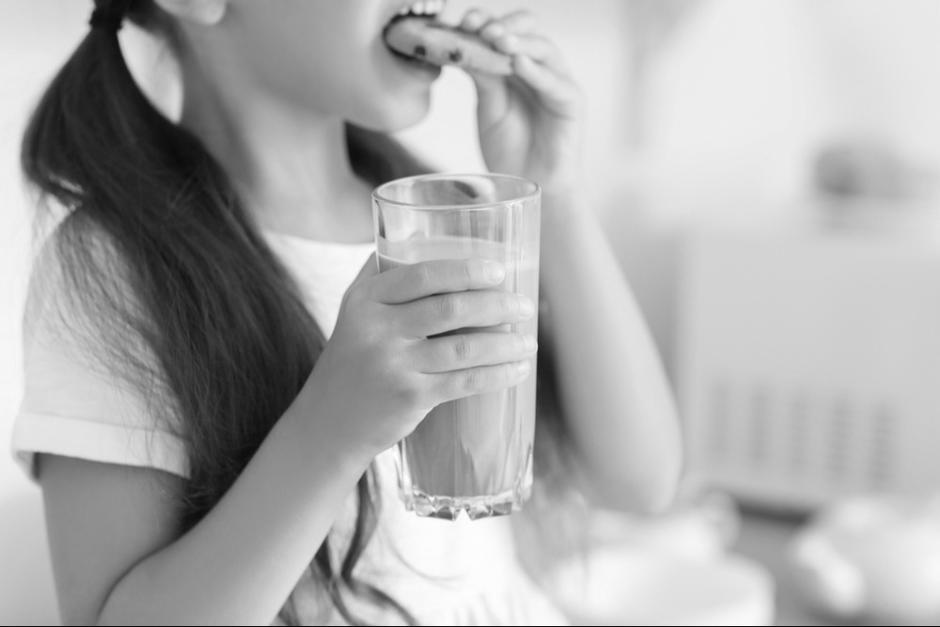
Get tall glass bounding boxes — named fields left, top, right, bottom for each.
left=373, top=173, right=541, bottom=521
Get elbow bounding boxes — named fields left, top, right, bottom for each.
left=583, top=426, right=684, bottom=516
left=630, top=453, right=683, bottom=515
left=608, top=453, right=682, bottom=516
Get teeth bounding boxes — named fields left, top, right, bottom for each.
left=397, top=0, right=443, bottom=18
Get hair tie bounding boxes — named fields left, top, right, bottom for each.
left=89, top=6, right=124, bottom=32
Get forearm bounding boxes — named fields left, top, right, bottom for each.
left=97, top=387, right=368, bottom=626
left=539, top=193, right=682, bottom=513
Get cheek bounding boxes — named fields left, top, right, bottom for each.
left=364, top=97, right=432, bottom=133
left=356, top=80, right=434, bottom=132
left=357, top=43, right=438, bottom=130
left=359, top=88, right=434, bottom=133
left=306, top=47, right=434, bottom=132
left=246, top=25, right=434, bottom=131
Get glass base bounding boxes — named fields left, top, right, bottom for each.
left=400, top=485, right=532, bottom=521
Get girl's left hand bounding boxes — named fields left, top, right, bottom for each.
left=458, top=9, right=582, bottom=198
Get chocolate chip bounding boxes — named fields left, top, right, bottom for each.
left=413, top=44, right=427, bottom=58
left=448, top=48, right=463, bottom=63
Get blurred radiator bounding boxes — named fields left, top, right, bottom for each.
left=677, top=222, right=940, bottom=510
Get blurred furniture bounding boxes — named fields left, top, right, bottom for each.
left=678, top=221, right=940, bottom=510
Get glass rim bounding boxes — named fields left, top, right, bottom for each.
left=372, top=173, right=541, bottom=211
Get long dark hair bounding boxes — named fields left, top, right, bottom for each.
left=22, top=1, right=424, bottom=623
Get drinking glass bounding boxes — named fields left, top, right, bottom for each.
left=373, top=173, right=541, bottom=520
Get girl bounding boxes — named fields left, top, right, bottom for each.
left=13, top=0, right=681, bottom=624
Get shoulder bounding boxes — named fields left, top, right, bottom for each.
left=21, top=214, right=165, bottom=420
left=15, top=215, right=186, bottom=481
left=24, top=214, right=139, bottom=348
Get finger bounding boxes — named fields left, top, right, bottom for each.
left=430, top=359, right=533, bottom=403
left=494, top=34, right=561, bottom=68
left=512, top=54, right=580, bottom=116
left=471, top=69, right=510, bottom=123
left=478, top=10, right=537, bottom=44
left=350, top=253, right=380, bottom=284
left=412, top=332, right=537, bottom=373
left=478, top=18, right=508, bottom=42
left=460, top=9, right=536, bottom=45
left=497, top=10, right=536, bottom=35
left=398, top=290, right=535, bottom=337
left=459, top=8, right=490, bottom=33
left=370, top=258, right=506, bottom=304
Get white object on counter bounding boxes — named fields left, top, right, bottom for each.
left=543, top=546, right=774, bottom=626
left=788, top=494, right=940, bottom=622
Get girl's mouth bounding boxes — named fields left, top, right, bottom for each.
left=383, top=0, right=446, bottom=67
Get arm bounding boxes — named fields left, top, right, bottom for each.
left=42, top=392, right=367, bottom=626
left=40, top=256, right=537, bottom=625
left=539, top=192, right=682, bottom=514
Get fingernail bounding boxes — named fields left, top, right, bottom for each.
left=523, top=335, right=537, bottom=351
left=482, top=260, right=505, bottom=283
left=519, top=297, right=535, bottom=318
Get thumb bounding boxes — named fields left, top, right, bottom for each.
left=352, top=253, right=381, bottom=284
left=342, top=253, right=381, bottom=305
left=471, top=71, right=509, bottom=126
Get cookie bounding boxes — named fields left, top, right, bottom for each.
left=384, top=17, right=513, bottom=76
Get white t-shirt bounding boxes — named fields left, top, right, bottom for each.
left=11, top=230, right=566, bottom=626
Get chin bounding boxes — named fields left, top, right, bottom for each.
left=355, top=92, right=432, bottom=134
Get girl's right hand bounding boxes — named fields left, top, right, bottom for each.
left=300, top=255, right=537, bottom=465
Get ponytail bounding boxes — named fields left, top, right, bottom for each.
left=22, top=1, right=413, bottom=624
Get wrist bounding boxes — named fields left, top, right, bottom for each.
left=281, top=383, right=376, bottom=481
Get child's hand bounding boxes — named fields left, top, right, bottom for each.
left=301, top=256, right=537, bottom=464
left=459, top=8, right=582, bottom=198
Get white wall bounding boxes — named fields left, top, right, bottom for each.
left=599, top=0, right=940, bottom=377
left=0, top=2, right=86, bottom=479
left=0, top=3, right=85, bottom=624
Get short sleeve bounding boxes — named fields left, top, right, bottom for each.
left=10, top=235, right=188, bottom=480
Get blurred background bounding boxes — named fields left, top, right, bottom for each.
left=2, top=1, right=940, bottom=625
